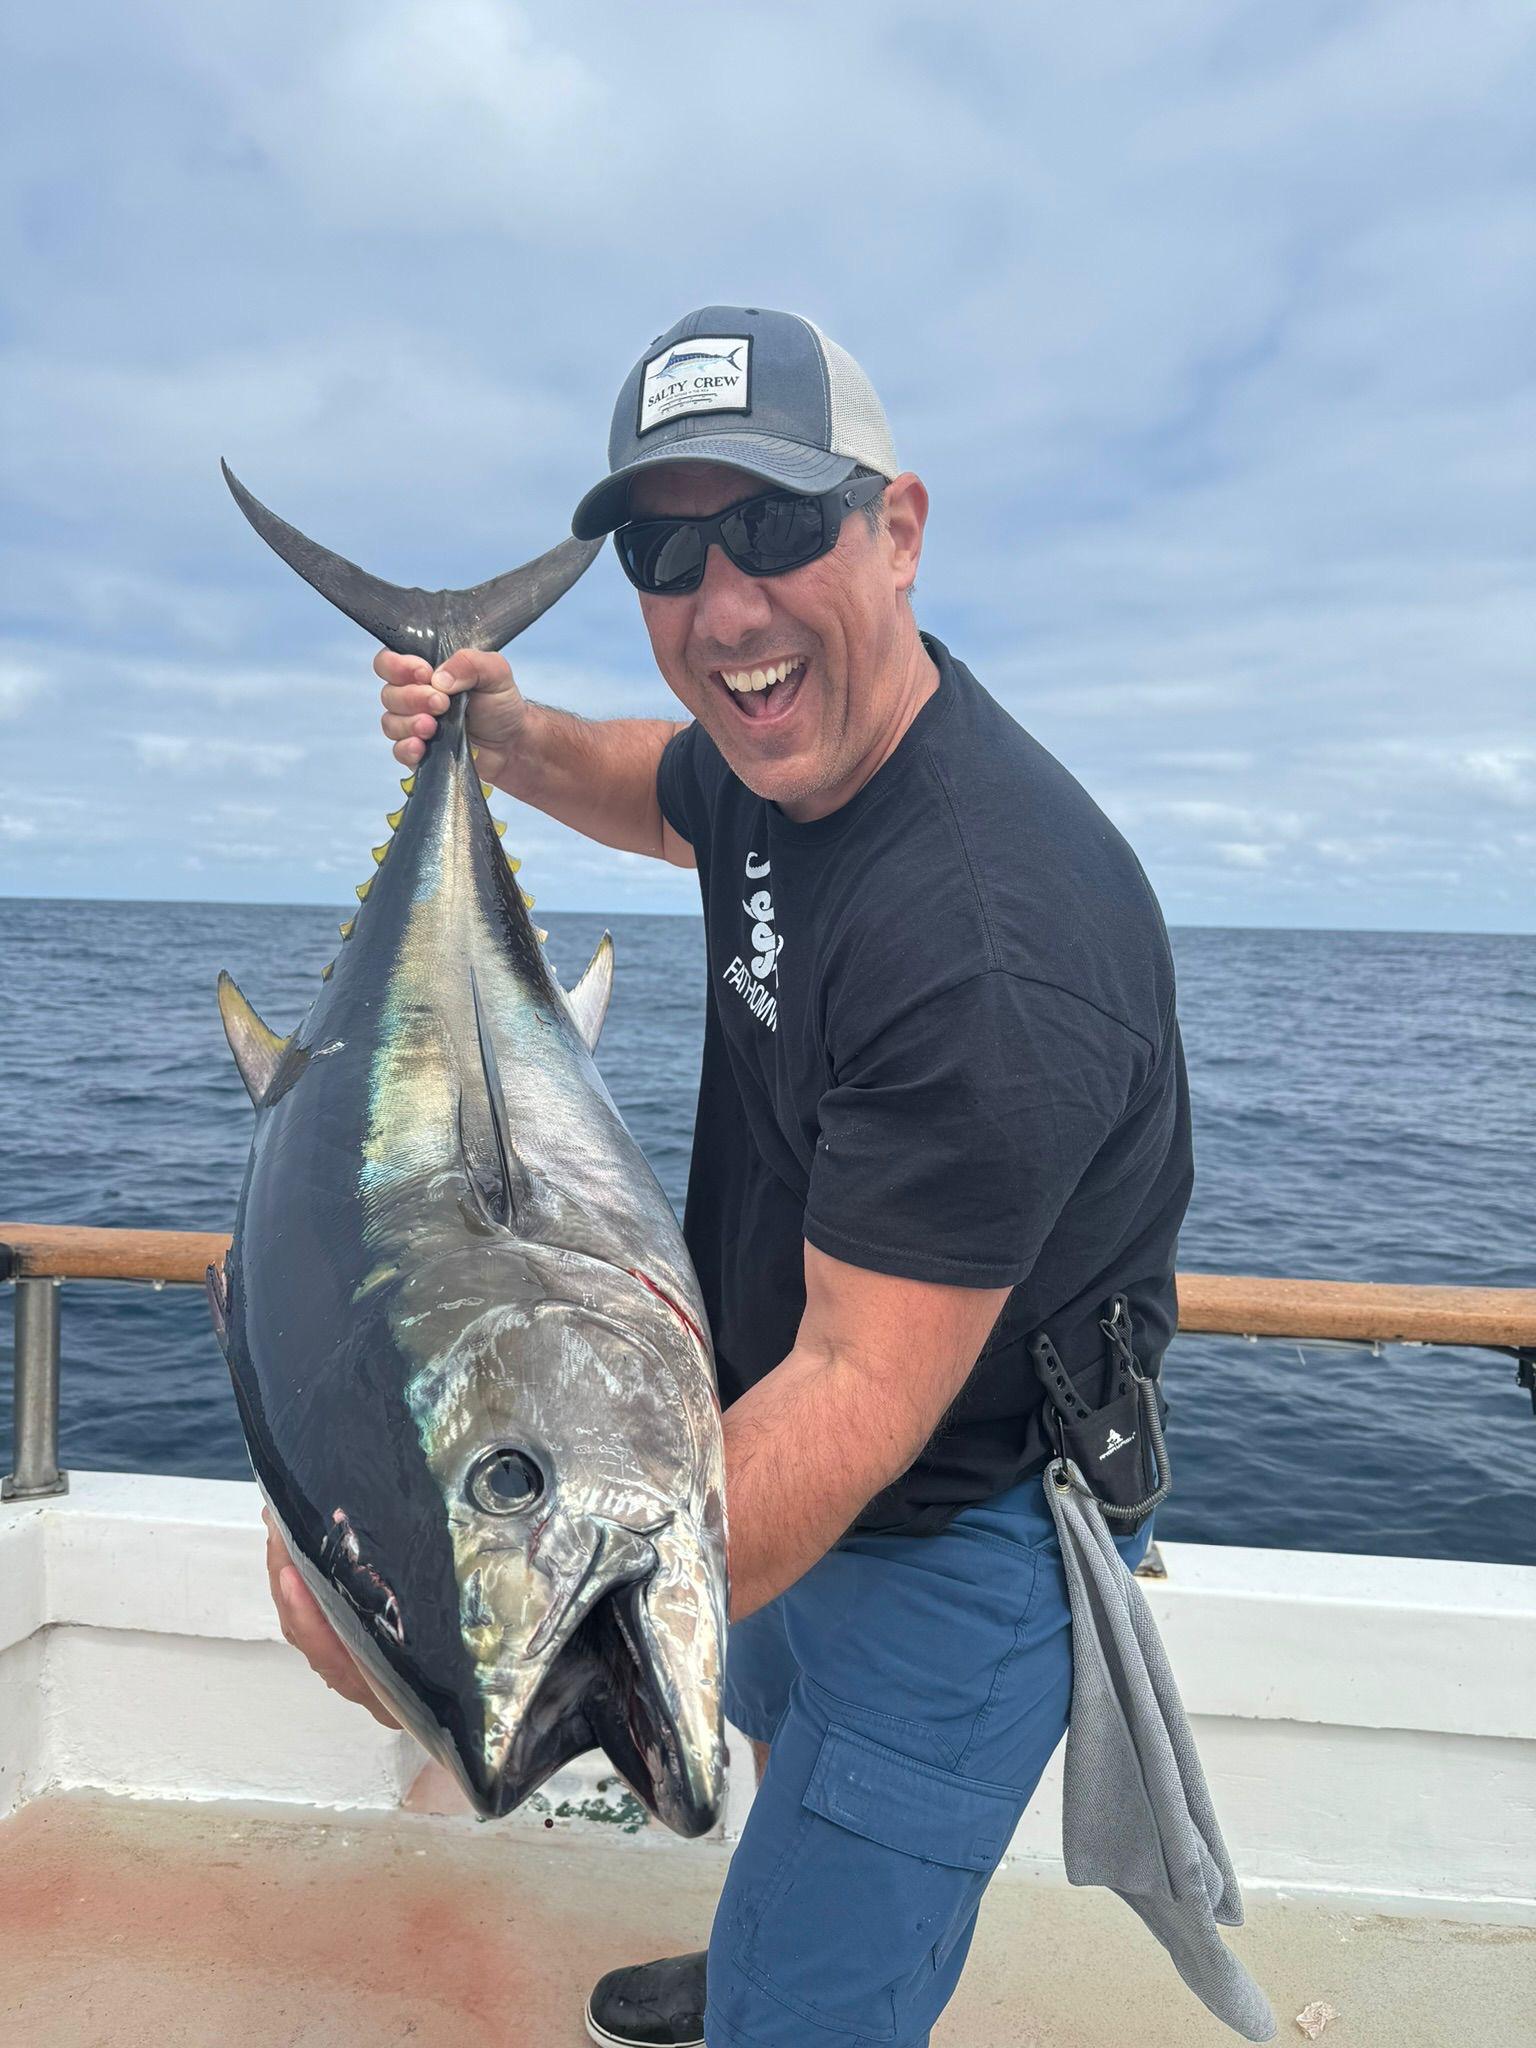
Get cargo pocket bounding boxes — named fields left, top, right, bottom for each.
left=734, top=1724, right=1026, bottom=2041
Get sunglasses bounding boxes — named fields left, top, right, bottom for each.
left=613, top=474, right=887, bottom=596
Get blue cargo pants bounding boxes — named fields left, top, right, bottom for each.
left=704, top=1473, right=1151, bottom=2048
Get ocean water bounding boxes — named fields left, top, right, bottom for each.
left=0, top=899, right=1531, bottom=1565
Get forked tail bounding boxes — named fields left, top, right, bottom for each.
left=220, top=461, right=601, bottom=665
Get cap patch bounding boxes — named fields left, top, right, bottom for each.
left=639, top=335, right=751, bottom=435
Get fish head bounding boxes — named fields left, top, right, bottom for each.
left=283, top=1254, right=727, bottom=1834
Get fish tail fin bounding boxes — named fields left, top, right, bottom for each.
left=220, top=461, right=600, bottom=662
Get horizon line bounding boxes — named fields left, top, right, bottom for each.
left=0, top=892, right=1530, bottom=942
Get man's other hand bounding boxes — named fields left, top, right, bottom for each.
left=377, top=646, right=527, bottom=784
left=262, top=1508, right=402, bottom=1729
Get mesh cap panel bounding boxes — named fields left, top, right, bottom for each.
left=808, top=320, right=899, bottom=478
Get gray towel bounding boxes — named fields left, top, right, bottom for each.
left=1046, top=1458, right=1277, bottom=2042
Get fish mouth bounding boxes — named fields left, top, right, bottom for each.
left=457, top=1557, right=724, bottom=1835
left=281, top=1506, right=722, bottom=1835
left=581, top=1572, right=723, bottom=1838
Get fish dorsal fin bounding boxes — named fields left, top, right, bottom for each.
left=565, top=933, right=614, bottom=1053
left=217, top=970, right=291, bottom=1104
left=465, top=967, right=529, bottom=1228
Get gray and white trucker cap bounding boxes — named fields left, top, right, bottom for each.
left=571, top=305, right=899, bottom=540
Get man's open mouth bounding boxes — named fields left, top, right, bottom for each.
left=714, top=656, right=808, bottom=724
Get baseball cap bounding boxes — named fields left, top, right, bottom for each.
left=571, top=305, right=899, bottom=540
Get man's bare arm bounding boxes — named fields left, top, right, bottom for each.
left=377, top=647, right=695, bottom=868
left=722, top=1243, right=1011, bottom=1620
left=265, top=1241, right=1008, bottom=1708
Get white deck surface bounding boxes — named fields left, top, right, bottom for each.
left=2, top=1473, right=1534, bottom=2044
left=2, top=1790, right=1533, bottom=2048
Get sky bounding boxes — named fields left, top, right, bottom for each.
left=2, top=0, right=1532, bottom=930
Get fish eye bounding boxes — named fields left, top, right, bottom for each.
left=466, top=1447, right=545, bottom=1515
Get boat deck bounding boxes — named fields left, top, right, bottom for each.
left=3, top=1792, right=1530, bottom=2048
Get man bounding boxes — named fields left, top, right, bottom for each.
left=266, top=305, right=1193, bottom=2048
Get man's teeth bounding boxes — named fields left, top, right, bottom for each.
left=722, top=657, right=805, bottom=694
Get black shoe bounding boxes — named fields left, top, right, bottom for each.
left=585, top=1950, right=707, bottom=2047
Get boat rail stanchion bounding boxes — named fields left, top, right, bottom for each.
left=2, top=1269, right=68, bottom=1501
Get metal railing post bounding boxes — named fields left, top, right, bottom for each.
left=3, top=1276, right=68, bottom=1500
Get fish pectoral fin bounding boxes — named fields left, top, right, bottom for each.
left=205, top=1259, right=230, bottom=1352
left=455, top=1085, right=517, bottom=1233
left=564, top=932, right=614, bottom=1054
left=217, top=970, right=292, bottom=1105
left=461, top=968, right=534, bottom=1229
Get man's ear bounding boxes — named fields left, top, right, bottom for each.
left=883, top=472, right=928, bottom=597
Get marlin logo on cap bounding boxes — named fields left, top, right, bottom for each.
left=655, top=345, right=745, bottom=379
left=638, top=333, right=753, bottom=435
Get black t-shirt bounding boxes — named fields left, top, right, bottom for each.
left=656, top=635, right=1193, bottom=1534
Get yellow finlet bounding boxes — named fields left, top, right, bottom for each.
left=506, top=853, right=521, bottom=874
left=521, top=890, right=535, bottom=910
left=338, top=918, right=355, bottom=941
left=399, top=773, right=415, bottom=795
left=480, top=780, right=493, bottom=800
left=355, top=878, right=372, bottom=902
left=492, top=817, right=507, bottom=838
left=385, top=808, right=404, bottom=829
left=371, top=843, right=388, bottom=866
left=535, top=926, right=549, bottom=943
left=320, top=961, right=335, bottom=982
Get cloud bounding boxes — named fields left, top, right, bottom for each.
left=1148, top=749, right=1256, bottom=775
left=132, top=734, right=305, bottom=776
left=0, top=652, right=49, bottom=720
left=0, top=2, right=1532, bottom=928
left=219, top=1, right=611, bottom=238
left=1452, top=748, right=1535, bottom=805
left=198, top=801, right=278, bottom=826
left=1146, top=800, right=1306, bottom=839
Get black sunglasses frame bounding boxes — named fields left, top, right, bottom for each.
left=612, top=473, right=888, bottom=596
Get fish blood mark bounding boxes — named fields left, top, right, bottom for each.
left=626, top=1267, right=706, bottom=1350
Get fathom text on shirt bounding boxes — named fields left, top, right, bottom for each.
left=722, top=955, right=778, bottom=1032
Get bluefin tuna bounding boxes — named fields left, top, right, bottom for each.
left=206, top=464, right=728, bottom=1834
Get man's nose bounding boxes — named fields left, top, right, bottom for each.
left=688, top=540, right=775, bottom=648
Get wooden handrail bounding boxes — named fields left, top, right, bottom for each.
left=0, top=1222, right=1532, bottom=1350
left=0, top=1224, right=230, bottom=1287
left=1175, top=1273, right=1535, bottom=1350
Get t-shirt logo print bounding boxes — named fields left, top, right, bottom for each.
left=722, top=849, right=782, bottom=1034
